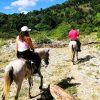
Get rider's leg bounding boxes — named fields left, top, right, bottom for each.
left=28, top=51, right=41, bottom=73
left=76, top=39, right=81, bottom=51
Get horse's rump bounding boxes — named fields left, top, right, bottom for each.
left=69, top=41, right=77, bottom=49
left=5, top=59, right=32, bottom=80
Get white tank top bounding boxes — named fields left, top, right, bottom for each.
left=17, top=40, right=29, bottom=52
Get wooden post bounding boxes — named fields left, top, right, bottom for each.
left=50, top=85, right=75, bottom=100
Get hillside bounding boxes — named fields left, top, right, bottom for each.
left=0, top=0, right=100, bottom=41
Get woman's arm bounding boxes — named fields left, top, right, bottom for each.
left=77, top=29, right=79, bottom=36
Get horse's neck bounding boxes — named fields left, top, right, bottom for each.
left=37, top=51, right=44, bottom=59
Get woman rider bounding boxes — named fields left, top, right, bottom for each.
left=68, top=25, right=81, bottom=51
left=16, top=26, right=41, bottom=71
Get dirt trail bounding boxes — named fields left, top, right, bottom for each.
left=67, top=45, right=100, bottom=100
left=0, top=44, right=100, bottom=100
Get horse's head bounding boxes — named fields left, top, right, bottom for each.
left=43, top=49, right=50, bottom=66
left=36, top=49, right=50, bottom=67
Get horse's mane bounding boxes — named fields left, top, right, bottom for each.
left=34, top=48, right=50, bottom=59
left=35, top=48, right=49, bottom=53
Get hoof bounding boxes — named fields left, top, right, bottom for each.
left=73, top=62, right=75, bottom=65
left=39, top=86, right=43, bottom=90
left=2, top=94, right=5, bottom=100
left=15, top=96, right=18, bottom=100
left=29, top=95, right=32, bottom=99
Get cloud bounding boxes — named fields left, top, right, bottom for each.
left=4, top=0, right=38, bottom=12
left=4, top=6, right=12, bottom=10
left=44, top=0, right=54, bottom=2
left=21, top=11, right=28, bottom=14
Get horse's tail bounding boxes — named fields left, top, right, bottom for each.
left=3, top=66, right=13, bottom=98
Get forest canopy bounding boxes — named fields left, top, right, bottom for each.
left=0, top=0, right=100, bottom=40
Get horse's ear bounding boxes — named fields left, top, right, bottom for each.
left=48, top=49, right=50, bottom=52
left=45, top=48, right=50, bottom=52
left=47, top=49, right=50, bottom=52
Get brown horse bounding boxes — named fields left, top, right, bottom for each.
left=2, top=49, right=50, bottom=100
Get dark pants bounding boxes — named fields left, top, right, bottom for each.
left=17, top=50, right=41, bottom=68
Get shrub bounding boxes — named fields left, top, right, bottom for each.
left=34, top=34, right=52, bottom=44
left=35, top=23, right=51, bottom=31
left=97, top=29, right=100, bottom=38
left=50, top=22, right=71, bottom=40
left=0, top=31, right=17, bottom=39
left=80, top=23, right=87, bottom=33
left=0, top=39, right=7, bottom=47
left=84, top=27, right=92, bottom=34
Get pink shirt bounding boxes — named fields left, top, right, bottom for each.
left=68, top=29, right=78, bottom=40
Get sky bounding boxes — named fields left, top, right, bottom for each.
left=0, top=0, right=65, bottom=14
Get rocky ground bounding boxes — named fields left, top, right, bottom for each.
left=0, top=41, right=100, bottom=100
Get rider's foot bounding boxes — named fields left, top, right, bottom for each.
left=77, top=48, right=81, bottom=52
left=78, top=49, right=81, bottom=52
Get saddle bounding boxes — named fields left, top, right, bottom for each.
left=26, top=60, right=37, bottom=74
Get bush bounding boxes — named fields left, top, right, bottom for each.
left=84, top=27, right=92, bottom=34
left=35, top=23, right=51, bottom=31
left=0, top=31, right=17, bottom=39
left=34, top=34, right=52, bottom=44
left=0, top=39, right=7, bottom=47
left=80, top=23, right=93, bottom=35
left=97, top=29, right=100, bottom=38
left=80, top=23, right=87, bottom=32
left=50, top=22, right=71, bottom=40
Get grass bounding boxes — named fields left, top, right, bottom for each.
left=86, top=72, right=92, bottom=76
left=80, top=32, right=98, bottom=44
left=19, top=87, right=28, bottom=98
left=0, top=50, right=15, bottom=67
left=51, top=64, right=78, bottom=99
left=96, top=44, right=100, bottom=50
left=92, top=93, right=97, bottom=100
left=0, top=39, right=8, bottom=47
left=90, top=63, right=97, bottom=67
left=95, top=13, right=100, bottom=21
left=96, top=70, right=100, bottom=75
left=66, top=86, right=77, bottom=96
left=77, top=66, right=82, bottom=70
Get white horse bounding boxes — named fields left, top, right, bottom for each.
left=2, top=49, right=50, bottom=100
left=69, top=41, right=78, bottom=64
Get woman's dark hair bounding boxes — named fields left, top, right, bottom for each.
left=22, top=31, right=30, bottom=36
left=19, top=31, right=30, bottom=41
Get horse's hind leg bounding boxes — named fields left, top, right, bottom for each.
left=2, top=93, right=5, bottom=100
left=72, top=50, right=74, bottom=61
left=38, top=71, right=43, bottom=90
left=28, top=77, right=33, bottom=98
left=72, top=51, right=75, bottom=65
left=15, top=82, right=22, bottom=100
left=76, top=51, right=78, bottom=61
